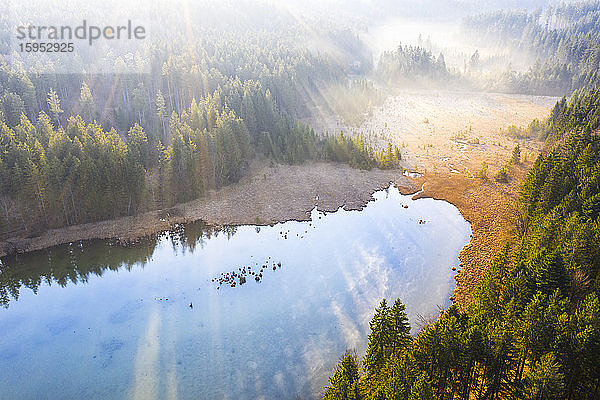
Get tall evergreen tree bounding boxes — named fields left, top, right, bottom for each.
left=47, top=88, right=63, bottom=128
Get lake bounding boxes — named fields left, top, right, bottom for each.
left=0, top=184, right=471, bottom=399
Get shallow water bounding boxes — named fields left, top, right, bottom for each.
left=0, top=185, right=470, bottom=400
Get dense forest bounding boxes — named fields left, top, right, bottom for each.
left=4, top=0, right=599, bottom=242
left=324, top=89, right=600, bottom=399
left=357, top=1, right=600, bottom=96
left=375, top=45, right=453, bottom=87
left=0, top=86, right=395, bottom=236
left=3, top=0, right=600, bottom=398
left=461, top=1, right=600, bottom=95
left=541, top=89, right=600, bottom=139
left=1, top=0, right=599, bottom=398
left=0, top=2, right=407, bottom=238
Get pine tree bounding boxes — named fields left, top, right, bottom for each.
left=510, top=144, right=521, bottom=165
left=2, top=92, right=25, bottom=127
left=127, top=123, right=149, bottom=168
left=156, top=90, right=167, bottom=140
left=47, top=88, right=63, bottom=128
left=389, top=298, right=412, bottom=354
left=408, top=372, right=434, bottom=400
left=365, top=299, right=390, bottom=375
left=523, top=353, right=564, bottom=400
left=324, top=352, right=361, bottom=400
left=79, top=82, right=94, bottom=123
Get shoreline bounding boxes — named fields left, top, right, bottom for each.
left=0, top=160, right=526, bottom=310
left=0, top=162, right=417, bottom=258
left=413, top=164, right=530, bottom=307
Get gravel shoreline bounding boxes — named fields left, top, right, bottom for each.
left=0, top=159, right=529, bottom=311
left=0, top=162, right=417, bottom=257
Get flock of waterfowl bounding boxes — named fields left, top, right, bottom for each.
left=211, top=259, right=283, bottom=289
left=278, top=221, right=316, bottom=240
left=171, top=199, right=435, bottom=294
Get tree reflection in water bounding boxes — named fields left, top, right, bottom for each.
left=0, top=220, right=237, bottom=308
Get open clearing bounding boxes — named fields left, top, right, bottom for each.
left=345, top=89, right=557, bottom=306
left=314, top=89, right=557, bottom=178
left=307, top=89, right=558, bottom=306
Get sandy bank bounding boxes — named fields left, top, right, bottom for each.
left=0, top=162, right=416, bottom=257
left=0, top=156, right=531, bottom=312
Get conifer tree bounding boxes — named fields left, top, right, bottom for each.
left=365, top=299, right=390, bottom=375
left=324, top=352, right=361, bottom=400
left=47, top=88, right=63, bottom=128
left=79, top=82, right=94, bottom=123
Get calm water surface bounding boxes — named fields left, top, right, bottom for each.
left=0, top=185, right=470, bottom=399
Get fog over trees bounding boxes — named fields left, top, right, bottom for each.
left=1, top=1, right=600, bottom=397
